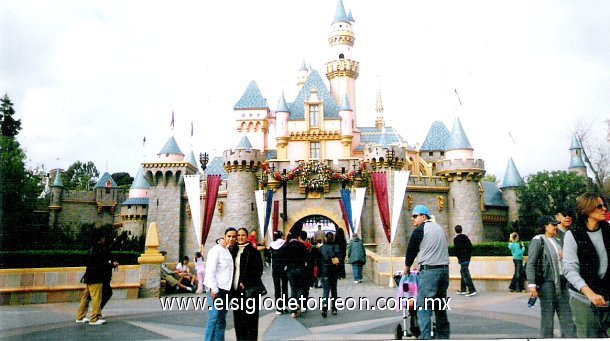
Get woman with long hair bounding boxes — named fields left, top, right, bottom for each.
left=508, top=232, right=525, bottom=292
left=230, top=227, right=264, bottom=341
left=564, top=193, right=609, bottom=338
left=334, top=228, right=347, bottom=279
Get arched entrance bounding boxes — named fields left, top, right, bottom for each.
left=284, top=205, right=346, bottom=238
left=295, top=215, right=338, bottom=240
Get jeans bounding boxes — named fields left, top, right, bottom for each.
left=287, top=267, right=306, bottom=313
left=509, top=259, right=525, bottom=291
left=416, top=267, right=450, bottom=339
left=352, top=263, right=363, bottom=281
left=321, top=275, right=338, bottom=312
left=272, top=267, right=288, bottom=310
left=569, top=294, right=607, bottom=338
left=459, top=262, right=475, bottom=293
left=205, top=290, right=229, bottom=341
left=538, top=281, right=575, bottom=338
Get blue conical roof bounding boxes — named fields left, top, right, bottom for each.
left=276, top=92, right=290, bottom=113
left=332, top=0, right=350, bottom=24
left=347, top=9, right=355, bottom=22
left=94, top=172, right=118, bottom=189
left=570, top=133, right=582, bottom=150
left=185, top=150, right=199, bottom=170
left=52, top=169, right=63, bottom=187
left=339, top=93, right=352, bottom=111
left=159, top=136, right=184, bottom=156
left=569, top=155, right=586, bottom=169
left=445, top=117, right=473, bottom=151
left=235, top=136, right=253, bottom=151
left=290, top=70, right=340, bottom=119
left=299, top=59, right=308, bottom=71
left=233, top=81, right=269, bottom=110
left=131, top=167, right=151, bottom=190
left=420, top=121, right=451, bottom=151
left=500, top=158, right=524, bottom=189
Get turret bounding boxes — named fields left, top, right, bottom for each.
left=275, top=91, right=290, bottom=160
left=48, top=169, right=64, bottom=228
left=234, top=81, right=270, bottom=152
left=420, top=121, right=450, bottom=165
left=436, top=117, right=485, bottom=242
left=568, top=133, right=587, bottom=177
left=120, top=167, right=151, bottom=237
left=499, top=157, right=523, bottom=223
left=223, top=136, right=263, bottom=230
left=297, top=60, right=309, bottom=90
left=374, top=84, right=384, bottom=130
left=93, top=172, right=120, bottom=214
left=326, top=0, right=359, bottom=127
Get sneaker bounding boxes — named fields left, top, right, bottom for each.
left=456, top=290, right=467, bottom=295
left=354, top=280, right=359, bottom=284
left=290, top=313, right=296, bottom=318
left=321, top=311, right=327, bottom=318
left=300, top=307, right=307, bottom=313
left=275, top=309, right=282, bottom=315
left=331, top=309, right=337, bottom=315
left=466, top=291, right=477, bottom=297
left=186, top=287, right=194, bottom=292
left=76, top=318, right=89, bottom=323
left=89, top=319, right=106, bottom=325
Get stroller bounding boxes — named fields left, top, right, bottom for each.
left=393, top=270, right=421, bottom=339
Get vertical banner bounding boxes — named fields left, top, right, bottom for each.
left=272, top=200, right=279, bottom=245
left=202, top=175, right=222, bottom=246
left=371, top=172, right=391, bottom=243
left=338, top=199, right=350, bottom=236
left=184, top=175, right=202, bottom=245
left=340, top=189, right=354, bottom=235
left=351, top=187, right=367, bottom=235
left=264, top=189, right=274, bottom=238
left=255, top=190, right=266, bottom=239
left=390, top=171, right=410, bottom=243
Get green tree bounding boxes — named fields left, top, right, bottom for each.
left=62, top=161, right=99, bottom=190
left=516, top=170, right=589, bottom=239
left=482, top=174, right=498, bottom=184
left=111, top=172, right=133, bottom=190
left=0, top=94, right=43, bottom=250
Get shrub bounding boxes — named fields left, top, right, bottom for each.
left=449, top=241, right=531, bottom=257
left=0, top=250, right=140, bottom=269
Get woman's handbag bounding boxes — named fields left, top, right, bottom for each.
left=331, top=257, right=340, bottom=265
left=244, top=281, right=267, bottom=298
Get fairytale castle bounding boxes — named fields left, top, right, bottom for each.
left=46, top=0, right=590, bottom=263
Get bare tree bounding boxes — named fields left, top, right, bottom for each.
left=575, top=118, right=610, bottom=199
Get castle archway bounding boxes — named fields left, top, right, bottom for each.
left=284, top=206, right=346, bottom=236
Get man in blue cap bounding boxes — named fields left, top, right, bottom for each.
left=404, top=204, right=450, bottom=339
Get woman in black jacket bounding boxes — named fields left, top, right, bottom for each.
left=319, top=232, right=340, bottom=317
left=334, top=228, right=347, bottom=279
left=230, top=227, right=264, bottom=341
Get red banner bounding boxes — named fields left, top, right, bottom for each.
left=202, top=175, right=222, bottom=245
left=371, top=172, right=391, bottom=243
left=273, top=201, right=279, bottom=234
left=338, top=199, right=351, bottom=238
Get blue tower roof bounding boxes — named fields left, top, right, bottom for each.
left=445, top=117, right=473, bottom=151
left=131, top=167, right=151, bottom=190
left=94, top=172, right=118, bottom=189
left=570, top=133, right=582, bottom=150
left=482, top=181, right=508, bottom=207
left=569, top=155, right=586, bottom=169
left=500, top=157, right=524, bottom=189
left=357, top=126, right=407, bottom=150
left=52, top=169, right=63, bottom=187
left=276, top=92, right=290, bottom=112
left=339, top=93, right=352, bottom=111
left=420, top=121, right=451, bottom=151
left=299, top=59, right=308, bottom=71
left=332, top=0, right=350, bottom=24
left=206, top=156, right=228, bottom=180
left=234, top=81, right=269, bottom=110
left=185, top=150, right=199, bottom=170
left=289, top=70, right=340, bottom=120
left=235, top=135, right=253, bottom=151
left=347, top=9, right=355, bottom=22
left=158, top=136, right=184, bottom=156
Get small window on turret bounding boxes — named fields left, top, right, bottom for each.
left=339, top=53, right=344, bottom=59
left=429, top=152, right=433, bottom=156
left=440, top=151, right=445, bottom=156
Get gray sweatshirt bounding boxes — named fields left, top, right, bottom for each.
left=563, top=229, right=608, bottom=294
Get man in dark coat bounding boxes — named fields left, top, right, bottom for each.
left=453, top=225, right=476, bottom=296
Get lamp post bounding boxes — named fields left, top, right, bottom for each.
left=199, top=152, right=209, bottom=173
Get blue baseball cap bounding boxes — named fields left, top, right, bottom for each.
left=412, top=205, right=430, bottom=216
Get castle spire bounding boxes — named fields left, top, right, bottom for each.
left=500, top=157, right=524, bottom=189
left=276, top=91, right=290, bottom=113
left=445, top=117, right=473, bottom=151
left=375, top=82, right=384, bottom=130
left=52, top=169, right=63, bottom=187
left=568, top=132, right=587, bottom=176
left=332, top=0, right=350, bottom=24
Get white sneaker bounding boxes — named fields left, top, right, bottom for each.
left=465, top=291, right=477, bottom=297
left=76, top=318, right=89, bottom=323
left=354, top=280, right=359, bottom=283
left=89, top=319, right=106, bottom=325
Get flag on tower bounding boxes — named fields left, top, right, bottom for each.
left=170, top=111, right=175, bottom=129
left=191, top=122, right=194, bottom=137
left=143, top=136, right=146, bottom=146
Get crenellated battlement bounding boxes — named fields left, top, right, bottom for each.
left=223, top=148, right=263, bottom=173
left=326, top=59, right=359, bottom=79
left=436, top=158, right=485, bottom=181
left=328, top=30, right=355, bottom=47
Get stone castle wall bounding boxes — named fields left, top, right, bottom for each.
left=502, top=188, right=519, bottom=224
left=447, top=180, right=484, bottom=243
left=225, top=171, right=259, bottom=231
left=147, top=180, right=183, bottom=263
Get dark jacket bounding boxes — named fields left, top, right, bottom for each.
left=348, top=237, right=366, bottom=265
left=283, top=239, right=308, bottom=271
left=569, top=222, right=610, bottom=297
left=83, top=244, right=113, bottom=285
left=453, top=234, right=473, bottom=263
left=318, top=242, right=340, bottom=278
left=231, top=243, right=264, bottom=290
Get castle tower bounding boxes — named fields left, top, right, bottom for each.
left=296, top=60, right=309, bottom=90
left=420, top=121, right=451, bottom=164
left=326, top=0, right=359, bottom=131
left=568, top=133, right=587, bottom=177
left=223, top=136, right=263, bottom=230
left=275, top=91, right=290, bottom=160
left=374, top=84, right=385, bottom=130
left=144, top=136, right=197, bottom=262
left=436, top=117, right=485, bottom=242
left=120, top=167, right=151, bottom=237
left=93, top=172, right=120, bottom=219
left=234, top=81, right=270, bottom=152
left=48, top=169, right=63, bottom=228
left=499, top=157, right=524, bottom=224
left=339, top=93, right=353, bottom=157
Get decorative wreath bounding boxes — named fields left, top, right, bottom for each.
left=261, top=160, right=369, bottom=191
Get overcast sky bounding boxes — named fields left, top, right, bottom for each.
left=2, top=0, right=609, bottom=182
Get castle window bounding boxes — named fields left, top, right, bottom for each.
left=339, top=53, right=344, bottom=59
left=440, top=151, right=445, bottom=156
left=310, top=142, right=320, bottom=160
left=309, top=104, right=319, bottom=128
left=428, top=152, right=433, bottom=156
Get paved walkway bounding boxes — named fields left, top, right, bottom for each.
left=0, top=269, right=560, bottom=340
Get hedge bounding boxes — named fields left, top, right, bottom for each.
left=449, top=242, right=531, bottom=257
left=0, top=250, right=140, bottom=269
